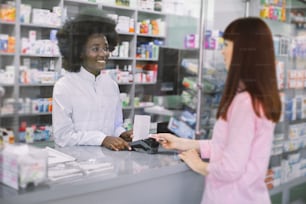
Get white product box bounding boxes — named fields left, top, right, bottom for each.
left=288, top=125, right=298, bottom=140
left=0, top=34, right=8, bottom=52
left=28, top=30, right=36, bottom=43
left=116, top=16, right=130, bottom=33
left=31, top=8, right=50, bottom=25
left=296, top=70, right=304, bottom=79
left=4, top=65, right=14, bottom=84
left=288, top=69, right=297, bottom=79
left=20, top=4, right=31, bottom=23
left=0, top=144, right=47, bottom=190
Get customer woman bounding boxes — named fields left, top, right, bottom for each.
left=52, top=8, right=132, bottom=151
left=153, top=17, right=281, bottom=204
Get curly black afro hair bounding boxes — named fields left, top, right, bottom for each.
left=56, top=8, right=118, bottom=72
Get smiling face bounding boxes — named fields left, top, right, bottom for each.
left=221, top=39, right=234, bottom=71
left=81, top=34, right=110, bottom=76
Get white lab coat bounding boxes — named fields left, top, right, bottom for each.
left=52, top=67, right=126, bottom=147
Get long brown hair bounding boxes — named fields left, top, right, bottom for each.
left=216, top=17, right=281, bottom=123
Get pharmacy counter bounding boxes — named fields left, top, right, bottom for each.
left=0, top=146, right=204, bottom=204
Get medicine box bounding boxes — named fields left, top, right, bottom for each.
left=0, top=144, right=47, bottom=190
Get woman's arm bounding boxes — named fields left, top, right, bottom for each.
left=153, top=133, right=200, bottom=151
left=179, top=149, right=209, bottom=176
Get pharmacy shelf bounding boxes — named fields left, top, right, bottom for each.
left=0, top=20, right=15, bottom=25
left=136, top=58, right=158, bottom=62
left=109, top=57, right=134, bottom=60
left=102, top=3, right=136, bottom=12
left=0, top=84, right=14, bottom=87
left=20, top=54, right=61, bottom=58
left=0, top=0, right=63, bottom=137
left=20, top=23, right=60, bottom=29
left=288, top=118, right=306, bottom=125
left=64, top=0, right=97, bottom=6
left=136, top=33, right=166, bottom=38
left=0, top=53, right=14, bottom=56
left=0, top=0, right=198, bottom=142
left=135, top=82, right=156, bottom=85
left=137, top=9, right=166, bottom=16
left=19, top=83, right=55, bottom=87
left=262, top=1, right=306, bottom=202
left=144, top=105, right=175, bottom=116
left=117, top=82, right=133, bottom=85
left=122, top=106, right=133, bottom=110
left=117, top=31, right=135, bottom=36
left=122, top=104, right=155, bottom=110
left=0, top=113, right=15, bottom=118
left=18, top=112, right=52, bottom=117
left=269, top=176, right=306, bottom=204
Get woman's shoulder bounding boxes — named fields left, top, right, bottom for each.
left=54, top=73, right=77, bottom=90
left=54, top=75, right=68, bottom=85
left=226, top=92, right=256, bottom=121
left=232, top=91, right=269, bottom=119
left=230, top=91, right=257, bottom=114
left=233, top=91, right=252, bottom=105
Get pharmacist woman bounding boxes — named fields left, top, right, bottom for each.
left=153, top=17, right=281, bottom=204
left=52, top=8, right=132, bottom=151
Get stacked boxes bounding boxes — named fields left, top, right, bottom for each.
left=0, top=144, right=47, bottom=190
left=287, top=69, right=306, bottom=89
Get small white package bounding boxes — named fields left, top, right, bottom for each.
left=0, top=144, right=47, bottom=189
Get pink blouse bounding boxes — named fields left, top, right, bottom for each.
left=199, top=92, right=274, bottom=204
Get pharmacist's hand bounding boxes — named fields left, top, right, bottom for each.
left=179, top=149, right=208, bottom=176
left=119, top=130, right=133, bottom=142
left=102, top=136, right=131, bottom=151
left=151, top=133, right=179, bottom=150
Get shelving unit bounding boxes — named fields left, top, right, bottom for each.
left=0, top=0, right=199, bottom=142
left=270, top=174, right=306, bottom=203
left=249, top=0, right=306, bottom=203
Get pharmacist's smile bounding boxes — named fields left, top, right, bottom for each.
left=96, top=58, right=107, bottom=66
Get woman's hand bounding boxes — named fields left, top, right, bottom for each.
left=120, top=130, right=133, bottom=142
left=102, top=136, right=131, bottom=151
left=151, top=133, right=180, bottom=150
left=151, top=133, right=200, bottom=151
left=179, top=149, right=209, bottom=176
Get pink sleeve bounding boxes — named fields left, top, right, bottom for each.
left=207, top=95, right=256, bottom=182
left=199, top=140, right=212, bottom=159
